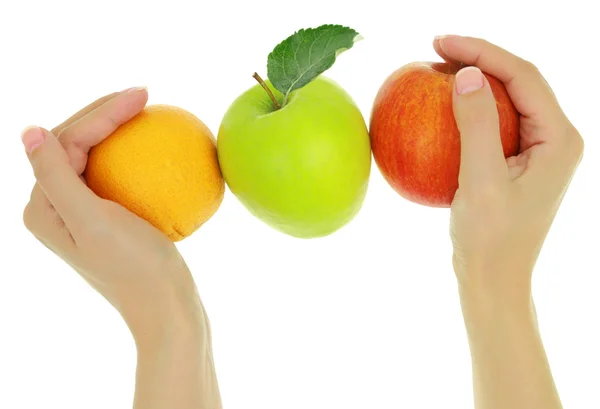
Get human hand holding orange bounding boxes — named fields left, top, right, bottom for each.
left=22, top=89, right=193, bottom=326
left=21, top=88, right=222, bottom=409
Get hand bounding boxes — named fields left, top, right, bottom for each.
left=438, top=35, right=584, bottom=300
left=21, top=88, right=198, bottom=335
left=22, top=89, right=222, bottom=408
left=438, top=35, right=582, bottom=409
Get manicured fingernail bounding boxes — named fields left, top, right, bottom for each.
left=21, top=126, right=46, bottom=154
left=455, top=66, right=484, bottom=95
left=122, top=86, right=147, bottom=93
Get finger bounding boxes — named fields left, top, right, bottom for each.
left=58, top=87, right=148, bottom=174
left=52, top=91, right=121, bottom=136
left=27, top=171, right=87, bottom=217
left=435, top=35, right=563, bottom=123
left=433, top=36, right=452, bottom=63
left=452, top=66, right=508, bottom=190
left=23, top=184, right=76, bottom=251
left=22, top=126, right=99, bottom=234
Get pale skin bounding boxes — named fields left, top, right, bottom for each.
left=438, top=35, right=583, bottom=409
left=21, top=35, right=583, bottom=409
left=21, top=88, right=222, bottom=409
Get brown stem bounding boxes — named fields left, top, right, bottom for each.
left=252, top=72, right=280, bottom=110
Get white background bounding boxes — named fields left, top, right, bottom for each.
left=1, top=1, right=599, bottom=408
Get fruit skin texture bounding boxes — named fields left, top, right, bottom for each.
left=217, top=76, right=371, bottom=238
left=85, top=104, right=225, bottom=241
left=369, top=62, right=520, bottom=207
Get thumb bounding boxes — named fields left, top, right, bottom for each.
left=453, top=66, right=508, bottom=191
left=22, top=126, right=97, bottom=229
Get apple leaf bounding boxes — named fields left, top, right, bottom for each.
left=267, top=24, right=361, bottom=106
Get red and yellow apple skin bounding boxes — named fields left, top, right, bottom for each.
left=369, top=62, right=520, bottom=207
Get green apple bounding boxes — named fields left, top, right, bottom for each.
left=217, top=75, right=371, bottom=238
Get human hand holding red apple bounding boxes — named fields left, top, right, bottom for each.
left=436, top=35, right=582, bottom=283
left=432, top=35, right=582, bottom=409
left=370, top=35, right=583, bottom=287
left=369, top=34, right=583, bottom=295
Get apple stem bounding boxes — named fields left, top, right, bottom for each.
left=252, top=72, right=281, bottom=110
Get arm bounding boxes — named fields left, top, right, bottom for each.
left=131, top=293, right=221, bottom=409
left=435, top=35, right=584, bottom=409
left=459, top=287, right=561, bottom=409
left=21, top=88, right=222, bottom=408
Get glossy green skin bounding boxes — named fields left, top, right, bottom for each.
left=217, top=76, right=371, bottom=238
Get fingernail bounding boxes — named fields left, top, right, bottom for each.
left=435, top=34, right=459, bottom=41
left=21, top=126, right=46, bottom=154
left=122, top=86, right=147, bottom=93
left=455, top=66, right=484, bottom=95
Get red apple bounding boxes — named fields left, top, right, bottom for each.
left=369, top=62, right=520, bottom=207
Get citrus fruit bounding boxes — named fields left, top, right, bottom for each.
left=85, top=104, right=224, bottom=241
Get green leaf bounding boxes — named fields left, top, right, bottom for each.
left=267, top=24, right=361, bottom=106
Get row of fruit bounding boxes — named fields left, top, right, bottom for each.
left=84, top=25, right=518, bottom=241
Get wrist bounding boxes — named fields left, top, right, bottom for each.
left=117, top=281, right=208, bottom=349
left=458, top=280, right=536, bottom=332
left=128, top=285, right=222, bottom=409
left=455, top=260, right=533, bottom=301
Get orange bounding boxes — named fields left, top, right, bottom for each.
left=85, top=104, right=225, bottom=241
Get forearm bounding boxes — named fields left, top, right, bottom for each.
left=125, top=290, right=222, bottom=409
left=459, top=283, right=562, bottom=409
